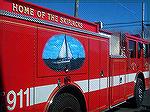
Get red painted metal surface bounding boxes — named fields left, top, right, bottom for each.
left=0, top=0, right=150, bottom=112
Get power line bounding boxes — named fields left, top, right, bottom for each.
left=104, top=24, right=141, bottom=29
left=104, top=21, right=140, bottom=26
left=115, top=0, right=140, bottom=20
left=104, top=21, right=150, bottom=26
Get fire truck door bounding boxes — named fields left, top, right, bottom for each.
left=110, top=59, right=126, bottom=106
left=137, top=42, right=143, bottom=71
left=126, top=39, right=137, bottom=97
left=128, top=40, right=137, bottom=72
left=143, top=44, right=149, bottom=71
left=143, top=43, right=149, bottom=88
left=89, top=39, right=101, bottom=111
left=89, top=38, right=109, bottom=111
left=99, top=39, right=109, bottom=110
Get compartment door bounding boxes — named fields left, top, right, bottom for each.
left=88, top=38, right=109, bottom=111
left=99, top=39, right=109, bottom=110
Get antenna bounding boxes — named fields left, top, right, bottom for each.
left=64, top=34, right=68, bottom=58
left=74, top=0, right=79, bottom=17
left=142, top=0, right=145, bottom=38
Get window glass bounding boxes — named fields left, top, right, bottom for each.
left=129, top=40, right=136, bottom=58
left=149, top=44, right=150, bottom=57
left=109, top=35, right=120, bottom=56
left=143, top=44, right=148, bottom=58
left=138, top=42, right=143, bottom=58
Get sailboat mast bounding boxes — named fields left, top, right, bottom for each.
left=65, top=34, right=68, bottom=58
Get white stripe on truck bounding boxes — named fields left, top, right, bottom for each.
left=30, top=71, right=149, bottom=105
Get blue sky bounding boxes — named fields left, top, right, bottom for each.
left=42, top=34, right=85, bottom=59
left=25, top=0, right=150, bottom=35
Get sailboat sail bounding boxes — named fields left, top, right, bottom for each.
left=54, top=35, right=73, bottom=64
left=66, top=42, right=72, bottom=59
left=58, top=39, right=67, bottom=58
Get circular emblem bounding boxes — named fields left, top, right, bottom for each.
left=42, top=34, right=85, bottom=71
left=144, top=62, right=149, bottom=70
left=130, top=62, right=136, bottom=70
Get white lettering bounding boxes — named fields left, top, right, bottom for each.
left=30, top=8, right=34, bottom=16
left=18, top=5, right=24, bottom=13
left=37, top=11, right=41, bottom=18
left=48, top=13, right=58, bottom=22
left=24, top=88, right=29, bottom=107
left=12, top=3, right=83, bottom=28
left=41, top=11, right=45, bottom=18
left=7, top=88, right=30, bottom=111
left=12, top=3, right=18, bottom=12
left=12, top=3, right=34, bottom=16
left=17, top=89, right=23, bottom=108
left=24, top=7, right=29, bottom=14
left=60, top=17, right=63, bottom=23
left=7, top=90, right=16, bottom=111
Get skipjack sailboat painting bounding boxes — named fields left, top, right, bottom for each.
left=43, top=34, right=85, bottom=71
left=53, top=34, right=73, bottom=64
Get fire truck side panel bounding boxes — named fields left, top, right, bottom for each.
left=0, top=16, right=6, bottom=111
left=110, top=58, right=127, bottom=106
left=88, top=37, right=109, bottom=111
left=88, top=38, right=101, bottom=111
left=136, top=41, right=143, bottom=72
left=99, top=39, right=109, bottom=111
left=35, top=26, right=89, bottom=111
left=142, top=42, right=150, bottom=89
left=126, top=37, right=139, bottom=98
left=0, top=16, right=91, bottom=111
left=126, top=35, right=150, bottom=91
left=37, top=28, right=88, bottom=78
left=0, top=18, right=36, bottom=111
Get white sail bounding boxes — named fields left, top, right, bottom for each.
left=58, top=36, right=72, bottom=59
left=53, top=35, right=73, bottom=64
left=67, top=42, right=72, bottom=59
left=58, top=39, right=67, bottom=58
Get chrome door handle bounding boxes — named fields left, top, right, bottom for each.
left=100, top=70, right=104, bottom=77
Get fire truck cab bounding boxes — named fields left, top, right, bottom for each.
left=109, top=32, right=150, bottom=109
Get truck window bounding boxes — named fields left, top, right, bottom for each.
left=143, top=44, right=148, bottom=58
left=110, top=34, right=120, bottom=56
left=129, top=40, right=136, bottom=58
left=138, top=42, right=143, bottom=58
left=149, top=44, right=150, bottom=57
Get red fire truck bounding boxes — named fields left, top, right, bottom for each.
left=0, top=0, right=150, bottom=112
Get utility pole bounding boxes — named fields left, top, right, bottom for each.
left=142, top=0, right=145, bottom=38
left=74, top=0, right=79, bottom=17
